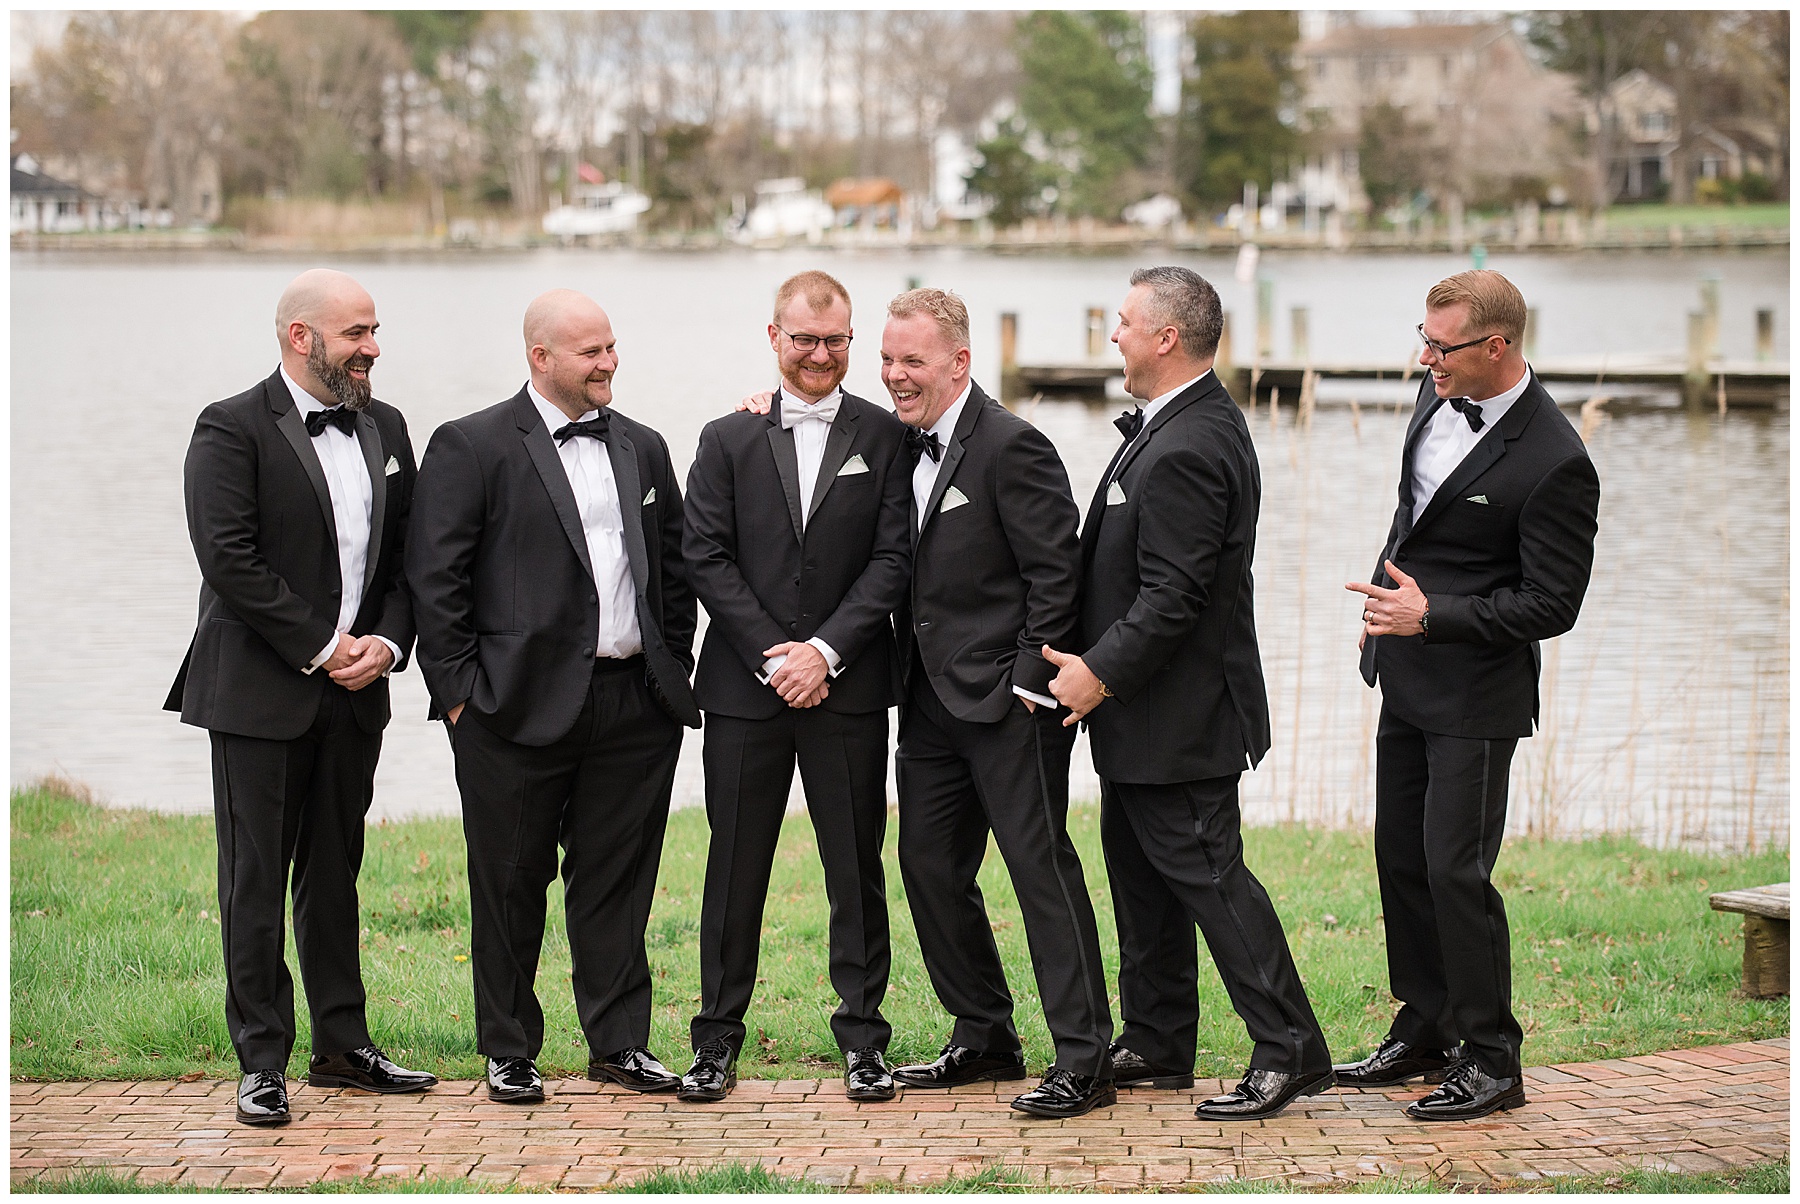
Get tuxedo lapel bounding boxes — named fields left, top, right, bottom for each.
left=1397, top=379, right=1446, bottom=540
left=1407, top=383, right=1545, bottom=540
left=916, top=391, right=981, bottom=548
left=805, top=404, right=859, bottom=524
left=514, top=390, right=596, bottom=584
left=353, top=409, right=387, bottom=594
left=764, top=418, right=806, bottom=544
left=268, top=374, right=339, bottom=551
left=605, top=421, right=650, bottom=594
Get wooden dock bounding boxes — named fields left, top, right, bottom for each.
left=1007, top=358, right=1789, bottom=407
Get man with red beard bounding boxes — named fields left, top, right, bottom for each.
left=168, top=269, right=435, bottom=1127
left=677, top=271, right=911, bottom=1103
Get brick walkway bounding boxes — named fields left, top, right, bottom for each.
left=11, top=1039, right=1787, bottom=1191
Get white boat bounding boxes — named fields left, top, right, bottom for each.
left=543, top=182, right=652, bottom=240
left=729, top=177, right=835, bottom=245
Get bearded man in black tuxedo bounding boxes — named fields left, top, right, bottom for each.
left=1342, top=270, right=1600, bottom=1120
left=407, top=289, right=699, bottom=1105
left=677, top=270, right=911, bottom=1103
left=168, top=268, right=436, bottom=1127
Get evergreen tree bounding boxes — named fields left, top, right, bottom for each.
left=1179, top=11, right=1301, bottom=209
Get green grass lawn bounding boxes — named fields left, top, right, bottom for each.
left=1594, top=202, right=1789, bottom=229
left=11, top=781, right=1788, bottom=1084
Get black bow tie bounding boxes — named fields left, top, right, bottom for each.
left=1447, top=396, right=1485, bottom=432
left=554, top=412, right=611, bottom=445
left=906, top=427, right=943, bottom=463
left=1114, top=408, right=1145, bottom=440
left=304, top=406, right=357, bottom=438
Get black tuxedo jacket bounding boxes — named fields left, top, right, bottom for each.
left=406, top=387, right=700, bottom=746
left=683, top=389, right=912, bottom=720
left=897, top=384, right=1082, bottom=723
left=1078, top=373, right=1271, bottom=783
left=166, top=369, right=416, bottom=740
left=1361, top=372, right=1600, bottom=739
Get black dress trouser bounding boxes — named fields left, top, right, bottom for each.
left=210, top=683, right=378, bottom=1072
left=1101, top=773, right=1332, bottom=1075
left=691, top=707, right=892, bottom=1055
left=452, top=657, right=682, bottom=1061
left=895, top=675, right=1113, bottom=1078
left=1374, top=703, right=1523, bottom=1078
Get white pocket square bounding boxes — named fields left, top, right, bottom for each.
left=1466, top=494, right=1489, bottom=504
left=384, top=456, right=400, bottom=476
left=1106, top=481, right=1127, bottom=506
left=837, top=454, right=869, bottom=476
left=939, top=485, right=970, bottom=514
left=642, top=487, right=656, bottom=505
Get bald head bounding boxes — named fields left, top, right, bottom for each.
left=276, top=269, right=372, bottom=347
left=525, top=289, right=619, bottom=419
left=276, top=268, right=380, bottom=409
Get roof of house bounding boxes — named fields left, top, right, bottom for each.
left=1299, top=21, right=1508, bottom=57
left=11, top=155, right=86, bottom=198
left=825, top=177, right=903, bottom=207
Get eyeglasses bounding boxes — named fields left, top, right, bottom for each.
left=779, top=328, right=852, bottom=353
left=1416, top=323, right=1510, bottom=360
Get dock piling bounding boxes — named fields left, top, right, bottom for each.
left=1086, top=307, right=1106, bottom=358
left=1756, top=308, right=1775, bottom=361
left=1000, top=312, right=1020, bottom=399
left=1291, top=306, right=1310, bottom=364
left=1256, top=278, right=1274, bottom=361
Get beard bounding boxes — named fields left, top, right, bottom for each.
left=307, top=327, right=374, bottom=410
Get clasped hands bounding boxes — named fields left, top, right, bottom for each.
left=1344, top=559, right=1428, bottom=648
left=322, top=632, right=392, bottom=692
left=763, top=641, right=830, bottom=708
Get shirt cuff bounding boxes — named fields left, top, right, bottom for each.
left=303, top=633, right=339, bottom=675
left=372, top=635, right=402, bottom=676
left=807, top=637, right=844, bottom=677
left=1013, top=685, right=1057, bottom=710
left=757, top=654, right=785, bottom=684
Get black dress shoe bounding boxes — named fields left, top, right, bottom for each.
left=677, top=1040, right=737, bottom=1103
left=1333, top=1035, right=1459, bottom=1088
left=486, top=1056, right=544, bottom=1104
left=587, top=1046, right=680, bottom=1093
left=1109, top=1042, right=1195, bottom=1090
left=1009, top=1068, right=1118, bottom=1118
left=308, top=1045, right=437, bottom=1094
left=1405, top=1058, right=1526, bottom=1121
left=844, top=1047, right=896, bottom=1101
left=236, top=1069, right=290, bottom=1126
left=1194, top=1067, right=1335, bottom=1120
left=891, top=1044, right=1027, bottom=1088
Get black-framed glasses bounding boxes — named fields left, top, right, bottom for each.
left=779, top=328, right=852, bottom=353
left=1416, top=323, right=1510, bottom=359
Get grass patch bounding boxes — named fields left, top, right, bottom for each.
left=1590, top=202, right=1789, bottom=229
left=613, top=1163, right=834, bottom=1193
left=11, top=1168, right=532, bottom=1193
left=11, top=782, right=1788, bottom=1083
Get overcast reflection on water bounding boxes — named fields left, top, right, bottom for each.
left=10, top=247, right=1787, bottom=850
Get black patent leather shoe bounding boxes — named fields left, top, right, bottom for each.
left=677, top=1040, right=737, bottom=1103
left=1194, top=1067, right=1335, bottom=1120
left=1405, top=1058, right=1526, bottom=1121
left=891, top=1044, right=1027, bottom=1088
left=1110, top=1042, right=1195, bottom=1090
left=587, top=1046, right=680, bottom=1093
left=308, top=1045, right=437, bottom=1093
left=1333, top=1035, right=1459, bottom=1088
left=1009, top=1068, right=1117, bottom=1118
left=845, top=1047, right=896, bottom=1101
left=486, top=1056, right=544, bottom=1104
left=236, top=1069, right=290, bottom=1126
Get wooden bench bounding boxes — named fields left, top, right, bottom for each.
left=1709, top=883, right=1789, bottom=998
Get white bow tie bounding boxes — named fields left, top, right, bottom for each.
left=780, top=392, right=840, bottom=430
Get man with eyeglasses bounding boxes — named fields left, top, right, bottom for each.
left=678, top=270, right=912, bottom=1103
left=1342, top=270, right=1600, bottom=1120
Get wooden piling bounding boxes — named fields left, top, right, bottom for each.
left=1086, top=307, right=1106, bottom=358
left=1291, top=306, right=1310, bottom=364
left=1756, top=308, right=1775, bottom=361
left=1000, top=312, right=1020, bottom=399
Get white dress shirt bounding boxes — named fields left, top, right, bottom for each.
left=529, top=385, right=643, bottom=659
left=911, top=382, right=1054, bottom=710
left=1410, top=366, right=1531, bottom=523
left=760, top=385, right=843, bottom=682
left=1111, top=371, right=1209, bottom=478
left=283, top=367, right=400, bottom=675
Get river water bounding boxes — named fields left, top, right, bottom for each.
left=10, top=247, right=1788, bottom=849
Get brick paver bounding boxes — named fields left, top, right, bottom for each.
left=11, top=1040, right=1787, bottom=1190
